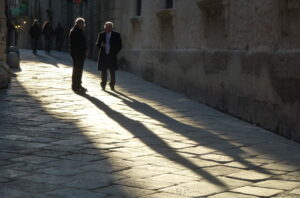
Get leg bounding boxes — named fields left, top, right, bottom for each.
left=78, top=58, right=85, bottom=87
left=48, top=39, right=52, bottom=54
left=56, top=39, right=61, bottom=51
left=45, top=39, right=48, bottom=53
left=59, top=40, right=64, bottom=51
left=72, top=67, right=79, bottom=90
left=109, top=68, right=116, bottom=90
left=101, top=67, right=107, bottom=90
left=34, top=39, right=38, bottom=54
left=72, top=58, right=82, bottom=90
left=32, top=39, right=37, bottom=54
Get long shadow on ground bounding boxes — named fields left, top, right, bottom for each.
left=0, top=75, right=127, bottom=197
left=80, top=92, right=228, bottom=188
left=104, top=90, right=276, bottom=176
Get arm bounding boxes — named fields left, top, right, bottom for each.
left=69, top=30, right=75, bottom=47
left=115, top=33, right=122, bottom=55
left=96, top=33, right=102, bottom=48
left=69, top=30, right=78, bottom=56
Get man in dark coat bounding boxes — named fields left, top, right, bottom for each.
left=96, top=21, right=122, bottom=90
left=29, top=19, right=42, bottom=55
left=69, top=18, right=87, bottom=92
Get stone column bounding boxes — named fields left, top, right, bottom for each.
left=0, top=0, right=7, bottom=62
left=0, top=0, right=10, bottom=89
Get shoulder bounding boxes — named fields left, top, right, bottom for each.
left=112, top=31, right=120, bottom=36
left=70, top=27, right=80, bottom=34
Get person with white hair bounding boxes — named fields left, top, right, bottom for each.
left=96, top=21, right=122, bottom=91
left=69, top=17, right=88, bottom=93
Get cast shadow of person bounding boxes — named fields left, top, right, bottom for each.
left=28, top=54, right=60, bottom=68
left=80, top=92, right=228, bottom=188
left=104, top=90, right=273, bottom=176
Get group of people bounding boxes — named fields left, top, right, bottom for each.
left=69, top=18, right=122, bottom=93
left=30, top=17, right=123, bottom=93
left=29, top=20, right=64, bottom=55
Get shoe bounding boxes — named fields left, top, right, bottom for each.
left=79, top=86, right=87, bottom=92
left=100, top=82, right=106, bottom=90
left=110, top=85, right=115, bottom=91
left=72, top=87, right=80, bottom=92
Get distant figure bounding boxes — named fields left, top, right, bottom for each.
left=42, top=21, right=54, bottom=55
left=29, top=19, right=42, bottom=55
left=55, top=23, right=64, bottom=51
left=69, top=17, right=88, bottom=93
left=96, top=21, right=122, bottom=91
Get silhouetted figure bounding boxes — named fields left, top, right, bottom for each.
left=69, top=18, right=88, bottom=93
left=42, top=21, right=54, bottom=55
left=29, top=19, right=42, bottom=55
left=96, top=21, right=122, bottom=91
left=55, top=23, right=64, bottom=51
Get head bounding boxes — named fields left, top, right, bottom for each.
left=42, top=21, right=50, bottom=29
left=75, top=17, right=85, bottom=30
left=104, top=21, right=113, bottom=32
left=33, top=19, right=39, bottom=26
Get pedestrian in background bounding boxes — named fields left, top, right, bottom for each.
left=96, top=21, right=122, bottom=91
left=29, top=19, right=42, bottom=55
left=55, top=23, right=64, bottom=51
left=42, top=21, right=54, bottom=55
left=69, top=17, right=88, bottom=93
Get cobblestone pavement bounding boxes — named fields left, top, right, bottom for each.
left=0, top=49, right=299, bottom=198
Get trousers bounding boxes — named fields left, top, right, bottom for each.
left=101, top=54, right=115, bottom=87
left=72, top=56, right=85, bottom=89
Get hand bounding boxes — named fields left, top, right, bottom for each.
left=101, top=42, right=106, bottom=48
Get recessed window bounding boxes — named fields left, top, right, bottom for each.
left=166, top=0, right=173, bottom=9
left=136, top=0, right=142, bottom=16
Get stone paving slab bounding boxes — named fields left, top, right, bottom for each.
left=232, top=186, right=283, bottom=197
left=0, top=50, right=299, bottom=197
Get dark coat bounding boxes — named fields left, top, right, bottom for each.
left=42, top=25, right=54, bottom=40
left=96, top=31, right=122, bottom=71
left=29, top=24, right=42, bottom=39
left=69, top=26, right=87, bottom=59
left=55, top=25, right=64, bottom=40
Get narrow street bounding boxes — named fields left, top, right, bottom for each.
left=0, top=50, right=299, bottom=198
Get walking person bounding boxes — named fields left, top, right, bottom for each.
left=29, top=19, right=42, bottom=55
left=69, top=17, right=88, bottom=93
left=42, top=21, right=54, bottom=55
left=96, top=21, right=122, bottom=91
left=55, top=23, right=64, bottom=51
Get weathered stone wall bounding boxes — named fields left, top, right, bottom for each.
left=0, top=0, right=7, bottom=62
left=115, top=0, right=300, bottom=142
left=0, top=0, right=10, bottom=89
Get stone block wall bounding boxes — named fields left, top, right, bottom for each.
left=0, top=0, right=10, bottom=89
left=116, top=0, right=300, bottom=142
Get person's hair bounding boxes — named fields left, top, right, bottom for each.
left=104, top=21, right=114, bottom=28
left=42, top=21, right=50, bottom=30
left=32, top=19, right=39, bottom=26
left=75, top=17, right=85, bottom=25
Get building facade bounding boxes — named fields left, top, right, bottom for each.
left=113, top=0, right=300, bottom=142
left=0, top=1, right=7, bottom=61
left=0, top=0, right=10, bottom=88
